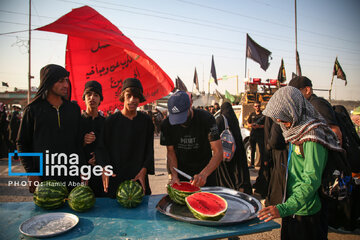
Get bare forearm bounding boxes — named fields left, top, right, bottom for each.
left=200, top=140, right=223, bottom=178
left=167, top=147, right=178, bottom=178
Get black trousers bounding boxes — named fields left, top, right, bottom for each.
left=281, top=210, right=328, bottom=240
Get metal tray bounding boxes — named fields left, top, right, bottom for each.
left=156, top=186, right=262, bottom=226
left=19, top=212, right=79, bottom=238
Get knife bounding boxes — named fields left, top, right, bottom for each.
left=173, top=167, right=193, bottom=181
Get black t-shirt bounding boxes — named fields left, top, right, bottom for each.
left=308, top=94, right=338, bottom=126
left=248, top=111, right=265, bottom=138
left=160, top=109, right=220, bottom=182
left=80, top=112, right=105, bottom=161
left=96, top=111, right=154, bottom=197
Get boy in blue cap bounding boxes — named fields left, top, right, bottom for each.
left=160, top=91, right=223, bottom=187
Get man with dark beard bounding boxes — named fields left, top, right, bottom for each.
left=17, top=64, right=83, bottom=193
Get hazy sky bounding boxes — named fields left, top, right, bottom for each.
left=0, top=0, right=359, bottom=100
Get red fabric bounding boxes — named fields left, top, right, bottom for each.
left=37, top=6, right=174, bottom=112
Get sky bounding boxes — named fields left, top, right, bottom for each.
left=0, top=0, right=359, bottom=100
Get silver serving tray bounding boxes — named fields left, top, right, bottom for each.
left=156, top=186, right=262, bottom=226
left=19, top=212, right=79, bottom=238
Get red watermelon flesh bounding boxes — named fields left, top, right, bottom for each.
left=167, top=182, right=200, bottom=205
left=185, top=192, right=228, bottom=221
left=171, top=182, right=200, bottom=192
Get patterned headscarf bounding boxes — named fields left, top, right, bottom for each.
left=263, top=86, right=342, bottom=152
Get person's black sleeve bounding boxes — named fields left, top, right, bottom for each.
left=248, top=112, right=254, bottom=124
left=16, top=106, right=35, bottom=172
left=310, top=97, right=338, bottom=126
left=207, top=112, right=220, bottom=142
left=268, top=123, right=286, bottom=150
left=215, top=115, right=225, bottom=133
left=160, top=119, right=173, bottom=146
left=143, top=116, right=155, bottom=175
left=95, top=118, right=110, bottom=167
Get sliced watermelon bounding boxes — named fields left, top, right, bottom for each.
left=167, top=182, right=200, bottom=205
left=185, top=192, right=228, bottom=221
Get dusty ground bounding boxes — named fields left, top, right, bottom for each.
left=1, top=136, right=359, bottom=239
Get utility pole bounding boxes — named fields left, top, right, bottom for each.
left=28, top=0, right=32, bottom=103
left=295, top=0, right=299, bottom=76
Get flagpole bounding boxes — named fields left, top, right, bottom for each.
left=28, top=0, right=32, bottom=104
left=202, top=64, right=204, bottom=94
left=191, top=75, right=194, bottom=93
left=245, top=35, right=247, bottom=78
left=236, top=75, right=239, bottom=96
left=295, top=0, right=299, bottom=76
left=329, top=75, right=334, bottom=101
left=208, top=77, right=210, bottom=94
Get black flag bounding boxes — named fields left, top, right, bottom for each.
left=277, top=58, right=286, bottom=83
left=2, top=82, right=9, bottom=87
left=193, top=68, right=199, bottom=91
left=210, top=55, right=218, bottom=85
left=175, top=76, right=188, bottom=92
left=333, top=57, right=347, bottom=86
left=296, top=51, right=302, bottom=76
left=215, top=89, right=223, bottom=100
left=246, top=34, right=272, bottom=71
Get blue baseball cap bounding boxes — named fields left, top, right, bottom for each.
left=167, top=91, right=190, bottom=125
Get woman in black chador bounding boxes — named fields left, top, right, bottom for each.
left=215, top=102, right=252, bottom=194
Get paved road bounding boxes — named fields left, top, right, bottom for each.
left=1, top=136, right=359, bottom=239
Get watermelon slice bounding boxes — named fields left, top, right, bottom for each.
left=185, top=192, right=228, bottom=221
left=167, top=182, right=200, bottom=205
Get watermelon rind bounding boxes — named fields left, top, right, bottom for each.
left=68, top=185, right=96, bottom=212
left=33, top=180, right=68, bottom=209
left=167, top=182, right=201, bottom=205
left=116, top=180, right=144, bottom=208
left=185, top=192, right=228, bottom=221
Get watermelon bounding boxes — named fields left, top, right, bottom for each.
left=185, top=192, right=228, bottom=221
left=33, top=180, right=68, bottom=209
left=116, top=180, right=144, bottom=208
left=167, top=182, right=200, bottom=205
left=68, top=185, right=96, bottom=212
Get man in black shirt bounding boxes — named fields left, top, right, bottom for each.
left=97, top=78, right=154, bottom=198
left=160, top=91, right=223, bottom=187
left=17, top=64, right=83, bottom=192
left=247, top=101, right=265, bottom=169
left=288, top=76, right=342, bottom=145
left=81, top=81, right=105, bottom=197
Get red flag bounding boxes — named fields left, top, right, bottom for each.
left=36, top=6, right=174, bottom=112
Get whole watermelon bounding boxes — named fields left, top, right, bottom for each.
left=116, top=180, right=144, bottom=208
left=68, top=185, right=96, bottom=212
left=33, top=180, right=68, bottom=209
left=167, top=182, right=200, bottom=205
left=185, top=192, right=228, bottom=221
